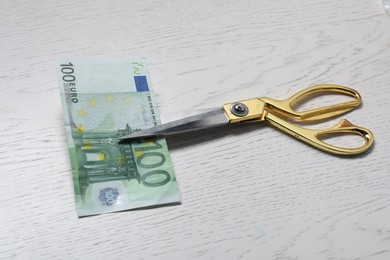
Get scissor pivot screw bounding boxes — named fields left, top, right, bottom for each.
left=231, top=103, right=249, bottom=117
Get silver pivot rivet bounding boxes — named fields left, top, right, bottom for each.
left=230, top=103, right=249, bottom=117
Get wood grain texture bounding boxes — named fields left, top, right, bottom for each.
left=1, top=0, right=390, bottom=259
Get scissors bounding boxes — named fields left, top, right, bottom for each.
left=119, top=84, right=374, bottom=155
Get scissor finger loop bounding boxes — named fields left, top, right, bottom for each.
left=261, top=84, right=362, bottom=122
left=311, top=119, right=374, bottom=155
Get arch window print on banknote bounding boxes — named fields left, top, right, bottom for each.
left=57, top=58, right=181, bottom=217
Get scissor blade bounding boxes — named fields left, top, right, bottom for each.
left=118, top=108, right=229, bottom=141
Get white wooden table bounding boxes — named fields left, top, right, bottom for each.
left=1, top=0, right=390, bottom=259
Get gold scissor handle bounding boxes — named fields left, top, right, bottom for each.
left=261, top=84, right=362, bottom=122
left=260, top=84, right=374, bottom=155
left=222, top=84, right=374, bottom=155
left=264, top=113, right=374, bottom=155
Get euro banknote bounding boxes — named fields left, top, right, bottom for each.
left=57, top=58, right=181, bottom=216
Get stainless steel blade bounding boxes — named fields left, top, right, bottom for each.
left=118, top=108, right=229, bottom=140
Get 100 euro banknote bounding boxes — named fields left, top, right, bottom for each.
left=57, top=58, right=181, bottom=216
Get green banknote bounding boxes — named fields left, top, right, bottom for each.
left=57, top=58, right=181, bottom=216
